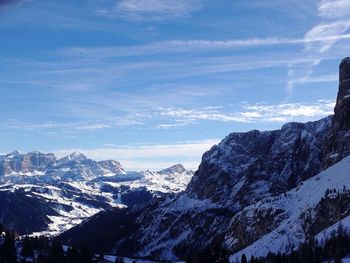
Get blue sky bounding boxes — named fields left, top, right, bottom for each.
left=1, top=0, right=350, bottom=170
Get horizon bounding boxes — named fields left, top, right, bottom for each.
left=1, top=0, right=350, bottom=170
left=0, top=149, right=193, bottom=171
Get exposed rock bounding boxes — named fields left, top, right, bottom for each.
left=186, top=117, right=332, bottom=208
left=0, top=151, right=56, bottom=177
left=325, top=57, right=350, bottom=166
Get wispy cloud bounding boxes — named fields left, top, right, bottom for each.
left=0, top=117, right=143, bottom=137
left=241, top=100, right=335, bottom=121
left=318, top=0, right=350, bottom=19
left=286, top=0, right=350, bottom=94
left=1, top=99, right=335, bottom=136
left=156, top=100, right=335, bottom=127
left=53, top=139, right=219, bottom=170
left=0, top=0, right=28, bottom=9
left=61, top=34, right=350, bottom=58
left=96, top=0, right=202, bottom=21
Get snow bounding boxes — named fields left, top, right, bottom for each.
left=103, top=255, right=185, bottom=263
left=0, top=150, right=194, bottom=237
left=103, top=169, right=192, bottom=194
left=139, top=229, right=191, bottom=261
left=316, top=215, right=350, bottom=244
left=230, top=155, right=350, bottom=261
left=169, top=194, right=214, bottom=212
left=0, top=168, right=192, bottom=236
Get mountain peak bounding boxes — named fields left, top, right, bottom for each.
left=339, top=57, right=350, bottom=92
left=5, top=150, right=21, bottom=158
left=58, top=152, right=87, bottom=164
left=333, top=57, right=350, bottom=132
left=69, top=152, right=87, bottom=161
left=159, top=164, right=186, bottom=174
left=324, top=57, right=350, bottom=166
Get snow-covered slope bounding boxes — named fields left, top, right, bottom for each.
left=0, top=151, right=193, bottom=235
left=229, top=155, right=350, bottom=261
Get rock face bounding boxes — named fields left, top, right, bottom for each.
left=59, top=58, right=350, bottom=261
left=0, top=151, right=125, bottom=182
left=0, top=151, right=56, bottom=177
left=186, top=118, right=332, bottom=208
left=325, top=57, right=350, bottom=166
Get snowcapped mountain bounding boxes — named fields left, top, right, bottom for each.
left=0, top=151, right=193, bottom=235
left=60, top=57, right=350, bottom=261
left=0, top=151, right=126, bottom=182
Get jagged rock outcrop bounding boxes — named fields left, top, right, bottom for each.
left=186, top=118, right=332, bottom=208
left=0, top=151, right=56, bottom=177
left=325, top=57, right=350, bottom=166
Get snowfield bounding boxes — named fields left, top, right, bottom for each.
left=230, top=155, right=350, bottom=261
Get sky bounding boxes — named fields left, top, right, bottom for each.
left=1, top=0, right=350, bottom=170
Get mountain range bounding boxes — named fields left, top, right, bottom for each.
left=59, top=58, right=350, bottom=262
left=0, top=151, right=193, bottom=235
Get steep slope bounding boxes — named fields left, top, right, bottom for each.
left=229, top=155, right=350, bottom=261
left=60, top=57, right=350, bottom=261
left=325, top=57, right=350, bottom=166
left=187, top=117, right=331, bottom=207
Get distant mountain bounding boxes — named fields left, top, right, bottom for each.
left=60, top=58, right=350, bottom=261
left=0, top=151, right=125, bottom=183
left=0, top=151, right=194, bottom=235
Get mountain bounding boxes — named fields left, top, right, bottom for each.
left=0, top=151, right=193, bottom=235
left=0, top=151, right=126, bottom=183
left=60, top=57, right=350, bottom=261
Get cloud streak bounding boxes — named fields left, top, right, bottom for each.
left=286, top=0, right=350, bottom=94
left=0, top=0, right=27, bottom=9
left=61, top=34, right=350, bottom=58
left=0, top=99, right=335, bottom=136
left=157, top=100, right=335, bottom=127
left=97, top=0, right=202, bottom=21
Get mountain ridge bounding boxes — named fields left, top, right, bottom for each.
left=0, top=151, right=193, bottom=235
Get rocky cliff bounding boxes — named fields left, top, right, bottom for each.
left=325, top=57, right=350, bottom=166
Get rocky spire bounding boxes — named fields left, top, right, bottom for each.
left=333, top=57, right=350, bottom=131
left=324, top=57, right=350, bottom=166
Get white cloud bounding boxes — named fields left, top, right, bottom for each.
left=318, top=0, right=350, bottom=19
left=53, top=139, right=220, bottom=170
left=2, top=99, right=335, bottom=135
left=97, top=0, right=202, bottom=21
left=242, top=101, right=335, bottom=119
left=157, top=100, right=335, bottom=126
left=1, top=120, right=111, bottom=131
left=62, top=34, right=350, bottom=58
left=304, top=20, right=350, bottom=53
left=286, top=0, right=350, bottom=94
